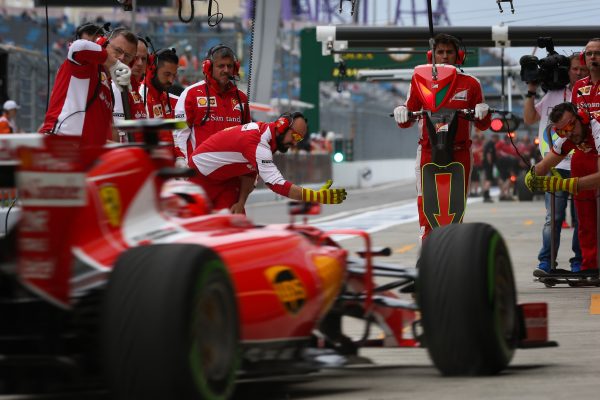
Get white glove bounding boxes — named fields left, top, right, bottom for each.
left=109, top=60, right=132, bottom=91
left=474, top=103, right=489, bottom=120
left=175, top=157, right=188, bottom=169
left=393, top=105, right=409, bottom=124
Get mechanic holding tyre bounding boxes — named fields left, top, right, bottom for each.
left=523, top=53, right=588, bottom=275
left=393, top=33, right=491, bottom=242
left=189, top=112, right=347, bottom=213
left=525, top=102, right=600, bottom=279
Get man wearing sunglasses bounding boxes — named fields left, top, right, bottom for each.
left=189, top=112, right=347, bottom=214
left=523, top=53, right=588, bottom=275
left=525, top=102, right=600, bottom=279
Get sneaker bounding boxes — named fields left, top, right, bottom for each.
left=571, top=261, right=581, bottom=273
left=533, top=261, right=550, bottom=277
left=483, top=197, right=494, bottom=203
left=562, top=220, right=571, bottom=229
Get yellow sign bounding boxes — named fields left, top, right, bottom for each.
left=264, top=266, right=306, bottom=314
left=99, top=184, right=121, bottom=228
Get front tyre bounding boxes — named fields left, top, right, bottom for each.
left=102, top=244, right=239, bottom=400
left=417, top=223, right=518, bottom=375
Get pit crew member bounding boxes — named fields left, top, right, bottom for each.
left=189, top=112, right=347, bottom=213
left=392, top=33, right=491, bottom=241
left=526, top=102, right=600, bottom=278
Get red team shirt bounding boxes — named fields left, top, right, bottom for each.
left=40, top=40, right=113, bottom=147
left=174, top=78, right=249, bottom=161
left=190, top=121, right=292, bottom=198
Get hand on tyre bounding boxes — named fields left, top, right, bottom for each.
left=301, top=179, right=347, bottom=204
left=393, top=106, right=409, bottom=124
left=474, top=103, right=489, bottom=120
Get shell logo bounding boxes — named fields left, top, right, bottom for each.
left=264, top=266, right=306, bottom=314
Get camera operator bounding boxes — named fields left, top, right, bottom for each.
left=572, top=38, right=600, bottom=117
left=523, top=51, right=588, bottom=275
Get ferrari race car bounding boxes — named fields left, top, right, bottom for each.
left=0, top=122, right=554, bottom=399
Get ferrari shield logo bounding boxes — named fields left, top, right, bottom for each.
left=152, top=104, right=164, bottom=118
left=421, top=162, right=465, bottom=229
left=264, top=266, right=306, bottom=314
left=99, top=184, right=121, bottom=228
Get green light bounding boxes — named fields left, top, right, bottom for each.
left=333, top=152, right=345, bottom=163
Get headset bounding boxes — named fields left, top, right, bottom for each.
left=579, top=38, right=600, bottom=66
left=275, top=111, right=306, bottom=135
left=202, top=44, right=240, bottom=78
left=426, top=34, right=466, bottom=65
left=147, top=47, right=178, bottom=76
left=75, top=22, right=109, bottom=41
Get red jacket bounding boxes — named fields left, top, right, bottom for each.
left=399, top=69, right=491, bottom=149
left=174, top=76, right=249, bottom=161
left=572, top=76, right=600, bottom=119
left=40, top=39, right=113, bottom=147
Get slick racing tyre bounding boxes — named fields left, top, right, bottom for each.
left=102, top=244, right=239, bottom=400
left=417, top=223, right=518, bottom=375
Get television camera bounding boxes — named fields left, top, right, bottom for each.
left=519, top=37, right=570, bottom=91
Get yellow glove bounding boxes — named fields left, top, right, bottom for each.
left=533, top=168, right=578, bottom=194
left=301, top=179, right=347, bottom=204
left=524, top=167, right=536, bottom=192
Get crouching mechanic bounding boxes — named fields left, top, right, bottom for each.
left=189, top=112, right=347, bottom=213
left=525, top=102, right=600, bottom=278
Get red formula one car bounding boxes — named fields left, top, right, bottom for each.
left=0, top=121, right=554, bottom=399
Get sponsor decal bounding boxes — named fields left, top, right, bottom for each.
left=261, top=159, right=273, bottom=164
left=196, top=96, right=217, bottom=107
left=131, top=91, right=142, bottom=103
left=451, top=89, right=468, bottom=101
left=152, top=104, right=164, bottom=118
left=264, top=266, right=307, bottom=314
left=99, top=184, right=122, bottom=227
left=232, top=98, right=243, bottom=111
left=578, top=85, right=592, bottom=96
left=18, top=171, right=86, bottom=206
left=113, top=112, right=125, bottom=118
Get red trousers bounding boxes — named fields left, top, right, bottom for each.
left=571, top=151, right=598, bottom=270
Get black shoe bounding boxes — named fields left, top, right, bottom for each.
left=483, top=197, right=494, bottom=203
left=577, top=269, right=599, bottom=278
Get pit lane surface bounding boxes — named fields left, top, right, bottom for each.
left=242, top=181, right=600, bottom=400
left=4, top=181, right=600, bottom=400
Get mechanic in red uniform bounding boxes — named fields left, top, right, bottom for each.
left=174, top=44, right=250, bottom=168
left=189, top=112, right=347, bottom=213
left=393, top=33, right=491, bottom=241
left=140, top=48, right=179, bottom=120
left=572, top=38, right=600, bottom=119
left=39, top=28, right=137, bottom=147
left=112, top=36, right=149, bottom=141
left=526, top=102, right=600, bottom=278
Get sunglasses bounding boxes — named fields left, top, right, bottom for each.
left=290, top=128, right=304, bottom=143
left=555, top=117, right=576, bottom=137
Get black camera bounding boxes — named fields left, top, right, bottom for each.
left=519, top=37, right=570, bottom=91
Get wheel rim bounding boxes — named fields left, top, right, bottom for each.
left=189, top=266, right=237, bottom=396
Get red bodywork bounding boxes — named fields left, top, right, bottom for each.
left=10, top=135, right=416, bottom=349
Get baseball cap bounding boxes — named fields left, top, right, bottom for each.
left=3, top=100, right=19, bottom=111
